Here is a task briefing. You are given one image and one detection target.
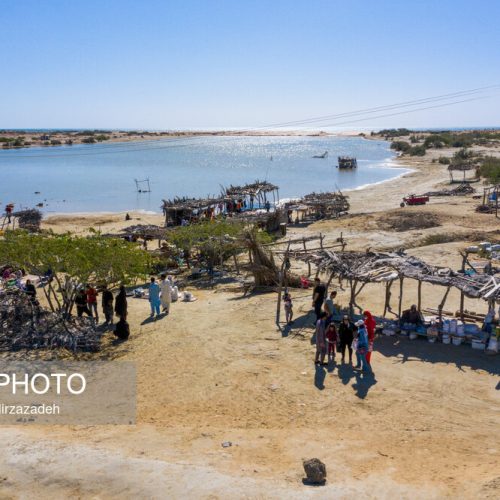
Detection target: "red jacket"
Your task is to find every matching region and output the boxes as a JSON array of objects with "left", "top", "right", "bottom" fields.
[{"left": 364, "top": 310, "right": 376, "bottom": 341}]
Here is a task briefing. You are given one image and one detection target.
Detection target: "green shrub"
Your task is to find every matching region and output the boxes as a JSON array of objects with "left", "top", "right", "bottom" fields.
[
  {"left": 438, "top": 156, "right": 450, "bottom": 164},
  {"left": 390, "top": 140, "right": 411, "bottom": 153},
  {"left": 478, "top": 157, "right": 500, "bottom": 184},
  {"left": 409, "top": 145, "right": 427, "bottom": 156}
]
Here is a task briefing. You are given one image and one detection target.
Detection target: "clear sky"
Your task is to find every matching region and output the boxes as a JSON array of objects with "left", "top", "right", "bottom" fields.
[{"left": 1, "top": 0, "right": 499, "bottom": 129}]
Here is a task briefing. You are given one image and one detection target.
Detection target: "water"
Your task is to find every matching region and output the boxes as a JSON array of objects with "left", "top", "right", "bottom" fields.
[{"left": 0, "top": 135, "right": 407, "bottom": 213}]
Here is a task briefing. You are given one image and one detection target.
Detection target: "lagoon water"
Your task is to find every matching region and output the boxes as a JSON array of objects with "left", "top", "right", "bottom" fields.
[{"left": 0, "top": 135, "right": 407, "bottom": 213}]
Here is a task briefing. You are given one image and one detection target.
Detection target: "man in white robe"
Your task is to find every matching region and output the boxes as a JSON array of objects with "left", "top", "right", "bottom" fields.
[{"left": 159, "top": 274, "right": 172, "bottom": 313}]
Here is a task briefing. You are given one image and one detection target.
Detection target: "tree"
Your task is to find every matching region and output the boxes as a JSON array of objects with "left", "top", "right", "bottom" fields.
[{"left": 0, "top": 231, "right": 152, "bottom": 315}]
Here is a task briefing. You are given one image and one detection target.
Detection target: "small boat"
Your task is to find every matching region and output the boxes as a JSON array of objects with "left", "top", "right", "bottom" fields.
[
  {"left": 312, "top": 151, "right": 328, "bottom": 159},
  {"left": 337, "top": 156, "right": 357, "bottom": 169}
]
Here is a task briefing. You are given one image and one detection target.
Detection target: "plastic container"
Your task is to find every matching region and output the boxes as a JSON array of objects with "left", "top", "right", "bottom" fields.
[
  {"left": 472, "top": 339, "right": 485, "bottom": 350},
  {"left": 450, "top": 319, "right": 457, "bottom": 334},
  {"left": 464, "top": 324, "right": 480, "bottom": 335},
  {"left": 409, "top": 332, "right": 418, "bottom": 340},
  {"left": 456, "top": 323, "right": 465, "bottom": 337},
  {"left": 428, "top": 337, "right": 437, "bottom": 343},
  {"left": 452, "top": 336, "right": 462, "bottom": 346},
  {"left": 443, "top": 321, "right": 450, "bottom": 334},
  {"left": 487, "top": 336, "right": 498, "bottom": 353},
  {"left": 442, "top": 334, "right": 451, "bottom": 345}
]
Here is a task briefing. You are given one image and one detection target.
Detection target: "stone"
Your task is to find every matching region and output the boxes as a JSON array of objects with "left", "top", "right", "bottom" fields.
[{"left": 302, "top": 458, "right": 327, "bottom": 484}]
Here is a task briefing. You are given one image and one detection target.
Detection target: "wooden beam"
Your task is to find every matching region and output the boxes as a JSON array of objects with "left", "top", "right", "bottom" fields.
[
  {"left": 398, "top": 276, "right": 404, "bottom": 318},
  {"left": 417, "top": 280, "right": 422, "bottom": 311}
]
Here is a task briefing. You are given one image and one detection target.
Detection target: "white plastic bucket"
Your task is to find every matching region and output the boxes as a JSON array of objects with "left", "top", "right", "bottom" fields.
[
  {"left": 452, "top": 336, "right": 462, "bottom": 346},
  {"left": 409, "top": 332, "right": 418, "bottom": 340},
  {"left": 443, "top": 321, "right": 450, "bottom": 333},
  {"left": 472, "top": 339, "right": 485, "bottom": 350},
  {"left": 428, "top": 337, "right": 436, "bottom": 343},
  {"left": 450, "top": 320, "right": 457, "bottom": 334},
  {"left": 442, "top": 335, "right": 451, "bottom": 345},
  {"left": 457, "top": 323, "right": 465, "bottom": 336},
  {"left": 487, "top": 336, "right": 498, "bottom": 353}
]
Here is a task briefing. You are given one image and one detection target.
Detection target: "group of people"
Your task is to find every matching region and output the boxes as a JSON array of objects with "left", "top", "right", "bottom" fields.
[
  {"left": 284, "top": 277, "right": 377, "bottom": 373},
  {"left": 75, "top": 284, "right": 129, "bottom": 339},
  {"left": 147, "top": 274, "right": 175, "bottom": 318}
]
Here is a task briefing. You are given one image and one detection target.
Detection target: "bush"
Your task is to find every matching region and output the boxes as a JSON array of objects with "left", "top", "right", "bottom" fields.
[
  {"left": 82, "top": 137, "right": 96, "bottom": 144},
  {"left": 438, "top": 156, "right": 450, "bottom": 164},
  {"left": 95, "top": 134, "right": 110, "bottom": 141},
  {"left": 408, "top": 145, "right": 427, "bottom": 156},
  {"left": 390, "top": 140, "right": 411, "bottom": 153},
  {"left": 50, "top": 139, "right": 62, "bottom": 145},
  {"left": 478, "top": 157, "right": 500, "bottom": 184}
]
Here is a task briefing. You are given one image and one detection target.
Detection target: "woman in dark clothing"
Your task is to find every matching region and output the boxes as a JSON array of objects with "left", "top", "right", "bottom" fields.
[
  {"left": 114, "top": 285, "right": 128, "bottom": 320},
  {"left": 338, "top": 315, "right": 354, "bottom": 364},
  {"left": 75, "top": 289, "right": 91, "bottom": 317}
]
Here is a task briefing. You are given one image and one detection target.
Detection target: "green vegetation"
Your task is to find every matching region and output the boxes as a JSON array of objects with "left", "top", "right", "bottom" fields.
[
  {"left": 82, "top": 137, "right": 96, "bottom": 144},
  {"left": 438, "top": 156, "right": 450, "bottom": 164},
  {"left": 390, "top": 140, "right": 411, "bottom": 153},
  {"left": 378, "top": 128, "right": 412, "bottom": 138},
  {"left": 95, "top": 134, "right": 110, "bottom": 141},
  {"left": 478, "top": 157, "right": 500, "bottom": 184},
  {"left": 0, "top": 231, "right": 152, "bottom": 314}
]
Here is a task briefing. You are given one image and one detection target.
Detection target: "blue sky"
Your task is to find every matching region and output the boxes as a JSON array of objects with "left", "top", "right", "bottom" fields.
[{"left": 1, "top": 0, "right": 499, "bottom": 129}]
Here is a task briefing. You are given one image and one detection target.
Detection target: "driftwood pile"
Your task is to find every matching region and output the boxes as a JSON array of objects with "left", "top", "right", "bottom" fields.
[
  {"left": 0, "top": 289, "right": 102, "bottom": 352},
  {"left": 12, "top": 209, "right": 42, "bottom": 232},
  {"left": 293, "top": 249, "right": 500, "bottom": 300},
  {"left": 424, "top": 183, "right": 475, "bottom": 197},
  {"left": 120, "top": 224, "right": 167, "bottom": 239},
  {"left": 299, "top": 191, "right": 350, "bottom": 217}
]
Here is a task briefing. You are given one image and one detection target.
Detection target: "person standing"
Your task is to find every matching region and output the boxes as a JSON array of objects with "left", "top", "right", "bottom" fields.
[
  {"left": 314, "top": 311, "right": 328, "bottom": 365},
  {"left": 114, "top": 285, "right": 128, "bottom": 320},
  {"left": 338, "top": 315, "right": 354, "bottom": 364},
  {"left": 312, "top": 277, "right": 326, "bottom": 324},
  {"left": 75, "top": 289, "right": 91, "bottom": 317},
  {"left": 85, "top": 283, "right": 99, "bottom": 322},
  {"left": 363, "top": 310, "right": 376, "bottom": 365},
  {"left": 24, "top": 279, "right": 37, "bottom": 303},
  {"left": 324, "top": 290, "right": 337, "bottom": 325},
  {"left": 159, "top": 274, "right": 172, "bottom": 314},
  {"left": 102, "top": 284, "right": 114, "bottom": 327},
  {"left": 149, "top": 277, "right": 161, "bottom": 318},
  {"left": 354, "top": 320, "right": 372, "bottom": 373},
  {"left": 326, "top": 322, "right": 338, "bottom": 362}
]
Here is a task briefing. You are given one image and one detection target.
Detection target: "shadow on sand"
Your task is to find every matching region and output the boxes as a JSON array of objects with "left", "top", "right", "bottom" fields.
[{"left": 376, "top": 335, "right": 500, "bottom": 377}]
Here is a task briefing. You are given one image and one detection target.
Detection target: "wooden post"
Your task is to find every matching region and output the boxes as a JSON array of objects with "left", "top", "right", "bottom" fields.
[
  {"left": 438, "top": 286, "right": 452, "bottom": 327},
  {"left": 398, "top": 276, "right": 404, "bottom": 319},
  {"left": 303, "top": 238, "right": 311, "bottom": 276},
  {"left": 276, "top": 270, "right": 283, "bottom": 326},
  {"left": 319, "top": 233, "right": 324, "bottom": 249},
  {"left": 349, "top": 279, "right": 357, "bottom": 318},
  {"left": 459, "top": 291, "right": 465, "bottom": 321},
  {"left": 233, "top": 254, "right": 240, "bottom": 274},
  {"left": 383, "top": 280, "right": 392, "bottom": 317},
  {"left": 417, "top": 280, "right": 422, "bottom": 311}
]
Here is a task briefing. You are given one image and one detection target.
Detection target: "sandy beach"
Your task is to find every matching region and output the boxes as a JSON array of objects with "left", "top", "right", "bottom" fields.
[{"left": 1, "top": 137, "right": 499, "bottom": 499}]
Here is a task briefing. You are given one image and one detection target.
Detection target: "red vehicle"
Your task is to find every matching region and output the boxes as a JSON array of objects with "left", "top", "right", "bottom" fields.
[{"left": 400, "top": 194, "right": 429, "bottom": 207}]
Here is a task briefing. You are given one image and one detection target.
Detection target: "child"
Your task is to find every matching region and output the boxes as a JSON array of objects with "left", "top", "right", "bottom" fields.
[
  {"left": 326, "top": 322, "right": 338, "bottom": 362},
  {"left": 284, "top": 292, "right": 293, "bottom": 324}
]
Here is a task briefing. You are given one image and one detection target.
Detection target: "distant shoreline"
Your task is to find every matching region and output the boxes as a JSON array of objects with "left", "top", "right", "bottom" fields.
[{"left": 0, "top": 129, "right": 366, "bottom": 151}]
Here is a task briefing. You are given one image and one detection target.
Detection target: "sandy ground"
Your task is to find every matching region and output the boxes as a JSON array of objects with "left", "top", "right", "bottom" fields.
[{"left": 2, "top": 143, "right": 500, "bottom": 499}]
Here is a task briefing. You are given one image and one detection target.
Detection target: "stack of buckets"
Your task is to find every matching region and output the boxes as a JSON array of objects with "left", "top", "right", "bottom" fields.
[{"left": 442, "top": 319, "right": 465, "bottom": 345}]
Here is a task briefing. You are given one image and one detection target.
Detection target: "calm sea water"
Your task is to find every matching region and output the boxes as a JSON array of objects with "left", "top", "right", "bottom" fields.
[{"left": 0, "top": 135, "right": 407, "bottom": 213}]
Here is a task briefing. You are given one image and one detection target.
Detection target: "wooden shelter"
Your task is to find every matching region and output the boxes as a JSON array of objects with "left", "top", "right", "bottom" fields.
[
  {"left": 223, "top": 180, "right": 279, "bottom": 209},
  {"left": 287, "top": 246, "right": 499, "bottom": 323},
  {"left": 447, "top": 162, "right": 479, "bottom": 183},
  {"left": 161, "top": 196, "right": 223, "bottom": 226},
  {"left": 287, "top": 191, "right": 350, "bottom": 222},
  {"left": 479, "top": 184, "right": 499, "bottom": 218}
]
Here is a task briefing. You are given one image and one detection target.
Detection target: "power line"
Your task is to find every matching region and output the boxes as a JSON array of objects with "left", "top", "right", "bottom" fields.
[{"left": 0, "top": 84, "right": 498, "bottom": 159}]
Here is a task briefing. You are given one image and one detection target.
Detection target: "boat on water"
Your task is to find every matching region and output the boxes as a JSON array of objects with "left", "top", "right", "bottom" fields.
[
  {"left": 312, "top": 151, "right": 328, "bottom": 159},
  {"left": 337, "top": 156, "right": 357, "bottom": 169}
]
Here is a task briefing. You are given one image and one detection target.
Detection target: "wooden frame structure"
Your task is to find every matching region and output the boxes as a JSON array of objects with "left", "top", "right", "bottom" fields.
[
  {"left": 280, "top": 245, "right": 499, "bottom": 325},
  {"left": 480, "top": 184, "right": 499, "bottom": 218},
  {"left": 447, "top": 163, "right": 479, "bottom": 183}
]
